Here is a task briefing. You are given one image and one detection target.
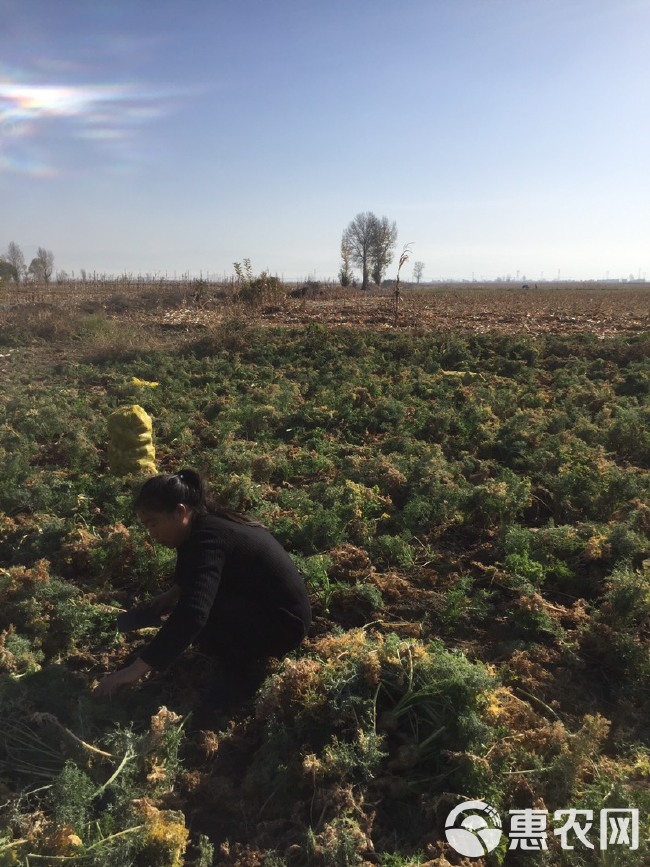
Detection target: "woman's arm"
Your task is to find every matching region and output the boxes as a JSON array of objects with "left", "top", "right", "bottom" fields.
[
  {"left": 149, "top": 583, "right": 182, "bottom": 615},
  {"left": 94, "top": 657, "right": 152, "bottom": 696},
  {"left": 137, "top": 527, "right": 227, "bottom": 671}
]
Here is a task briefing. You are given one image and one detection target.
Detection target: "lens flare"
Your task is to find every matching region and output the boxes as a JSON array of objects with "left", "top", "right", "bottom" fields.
[{"left": 0, "top": 74, "right": 186, "bottom": 176}]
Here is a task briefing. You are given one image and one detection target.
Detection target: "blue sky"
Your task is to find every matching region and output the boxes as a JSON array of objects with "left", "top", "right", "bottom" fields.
[{"left": 1, "top": 0, "right": 649, "bottom": 282}]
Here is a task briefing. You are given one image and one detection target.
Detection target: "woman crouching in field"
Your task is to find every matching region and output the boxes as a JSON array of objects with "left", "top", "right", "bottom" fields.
[{"left": 95, "top": 469, "right": 312, "bottom": 707}]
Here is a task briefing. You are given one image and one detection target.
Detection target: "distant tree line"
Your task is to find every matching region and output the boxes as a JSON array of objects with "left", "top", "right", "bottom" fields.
[{"left": 0, "top": 242, "right": 55, "bottom": 283}]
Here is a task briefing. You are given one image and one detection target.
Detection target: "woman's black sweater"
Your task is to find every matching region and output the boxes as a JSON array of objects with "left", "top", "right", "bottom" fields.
[{"left": 139, "top": 514, "right": 311, "bottom": 670}]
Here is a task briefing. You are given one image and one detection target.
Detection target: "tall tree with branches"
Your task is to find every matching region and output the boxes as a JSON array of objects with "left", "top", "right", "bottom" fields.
[
  {"left": 28, "top": 247, "right": 55, "bottom": 283},
  {"left": 341, "top": 212, "right": 397, "bottom": 290},
  {"left": 341, "top": 212, "right": 375, "bottom": 291},
  {"left": 370, "top": 215, "right": 398, "bottom": 286},
  {"left": 4, "top": 242, "right": 26, "bottom": 282},
  {"left": 339, "top": 235, "right": 353, "bottom": 287}
]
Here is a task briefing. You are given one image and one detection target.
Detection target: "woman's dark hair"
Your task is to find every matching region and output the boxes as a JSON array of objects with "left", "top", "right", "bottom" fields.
[{"left": 134, "top": 469, "right": 261, "bottom": 526}]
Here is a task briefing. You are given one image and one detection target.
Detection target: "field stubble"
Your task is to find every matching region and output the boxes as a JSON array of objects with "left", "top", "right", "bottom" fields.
[{"left": 1, "top": 281, "right": 650, "bottom": 339}]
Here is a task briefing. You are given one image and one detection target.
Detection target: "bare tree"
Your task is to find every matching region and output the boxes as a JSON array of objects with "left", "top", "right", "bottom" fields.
[
  {"left": 412, "top": 261, "right": 425, "bottom": 284},
  {"left": 341, "top": 212, "right": 398, "bottom": 290},
  {"left": 0, "top": 260, "right": 17, "bottom": 281},
  {"left": 28, "top": 258, "right": 44, "bottom": 281},
  {"left": 370, "top": 216, "right": 398, "bottom": 286},
  {"left": 38, "top": 247, "right": 55, "bottom": 283},
  {"left": 28, "top": 247, "right": 55, "bottom": 283},
  {"left": 339, "top": 235, "right": 353, "bottom": 287},
  {"left": 341, "top": 212, "right": 375, "bottom": 290},
  {"left": 4, "top": 242, "right": 26, "bottom": 282}
]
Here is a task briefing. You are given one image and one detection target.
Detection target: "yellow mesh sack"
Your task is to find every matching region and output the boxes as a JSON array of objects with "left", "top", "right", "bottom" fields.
[{"left": 107, "top": 405, "right": 156, "bottom": 475}]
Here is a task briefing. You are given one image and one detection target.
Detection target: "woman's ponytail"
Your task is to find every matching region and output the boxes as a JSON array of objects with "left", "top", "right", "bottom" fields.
[{"left": 175, "top": 468, "right": 211, "bottom": 512}]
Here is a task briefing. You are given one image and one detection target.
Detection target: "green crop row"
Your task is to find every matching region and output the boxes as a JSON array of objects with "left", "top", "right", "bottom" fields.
[{"left": 0, "top": 323, "right": 648, "bottom": 865}]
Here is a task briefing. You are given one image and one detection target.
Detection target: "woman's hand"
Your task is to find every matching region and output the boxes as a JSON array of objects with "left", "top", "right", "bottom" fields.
[
  {"left": 150, "top": 585, "right": 181, "bottom": 616},
  {"left": 94, "top": 658, "right": 153, "bottom": 697}
]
